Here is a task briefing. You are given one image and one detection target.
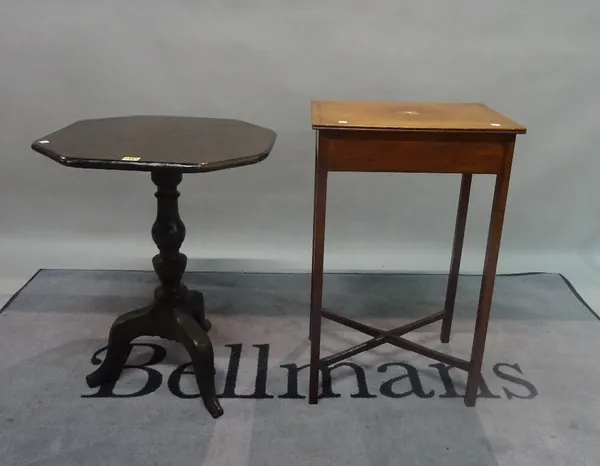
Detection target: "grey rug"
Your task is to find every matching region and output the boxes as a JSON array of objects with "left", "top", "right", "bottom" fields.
[{"left": 0, "top": 270, "right": 599, "bottom": 466}]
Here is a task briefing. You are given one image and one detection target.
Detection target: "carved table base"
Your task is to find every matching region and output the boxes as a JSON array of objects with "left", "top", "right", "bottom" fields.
[{"left": 86, "top": 170, "right": 223, "bottom": 419}]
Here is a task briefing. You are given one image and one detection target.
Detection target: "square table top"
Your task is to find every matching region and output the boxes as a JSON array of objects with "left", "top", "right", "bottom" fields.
[
  {"left": 31, "top": 116, "right": 277, "bottom": 173},
  {"left": 311, "top": 101, "right": 526, "bottom": 134}
]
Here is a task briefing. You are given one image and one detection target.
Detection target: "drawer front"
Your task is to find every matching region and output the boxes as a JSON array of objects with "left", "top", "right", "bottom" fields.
[{"left": 320, "top": 131, "right": 513, "bottom": 174}]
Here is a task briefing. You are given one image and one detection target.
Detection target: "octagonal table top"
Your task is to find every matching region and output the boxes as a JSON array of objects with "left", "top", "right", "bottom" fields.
[{"left": 31, "top": 116, "right": 277, "bottom": 173}]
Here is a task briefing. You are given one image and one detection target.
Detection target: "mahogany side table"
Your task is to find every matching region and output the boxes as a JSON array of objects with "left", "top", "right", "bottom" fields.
[
  {"left": 31, "top": 116, "right": 276, "bottom": 418},
  {"left": 308, "top": 101, "right": 526, "bottom": 406}
]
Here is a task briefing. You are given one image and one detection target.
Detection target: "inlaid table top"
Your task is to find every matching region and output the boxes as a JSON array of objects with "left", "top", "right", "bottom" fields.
[
  {"left": 31, "top": 115, "right": 277, "bottom": 173},
  {"left": 311, "top": 101, "right": 526, "bottom": 134}
]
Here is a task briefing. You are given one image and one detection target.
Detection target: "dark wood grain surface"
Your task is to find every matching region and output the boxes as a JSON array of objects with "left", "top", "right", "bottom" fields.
[{"left": 31, "top": 116, "right": 277, "bottom": 172}]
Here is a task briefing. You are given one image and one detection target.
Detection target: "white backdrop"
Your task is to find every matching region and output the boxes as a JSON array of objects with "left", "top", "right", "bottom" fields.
[{"left": 1, "top": 1, "right": 599, "bottom": 282}]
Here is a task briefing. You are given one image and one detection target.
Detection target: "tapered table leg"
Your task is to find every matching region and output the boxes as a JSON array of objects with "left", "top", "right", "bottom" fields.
[
  {"left": 441, "top": 174, "right": 472, "bottom": 343},
  {"left": 309, "top": 140, "right": 328, "bottom": 405},
  {"left": 465, "top": 143, "right": 515, "bottom": 406}
]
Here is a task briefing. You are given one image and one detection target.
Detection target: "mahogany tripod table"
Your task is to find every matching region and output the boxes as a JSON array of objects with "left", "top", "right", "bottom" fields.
[
  {"left": 31, "top": 116, "right": 276, "bottom": 418},
  {"left": 308, "top": 101, "right": 526, "bottom": 406}
]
